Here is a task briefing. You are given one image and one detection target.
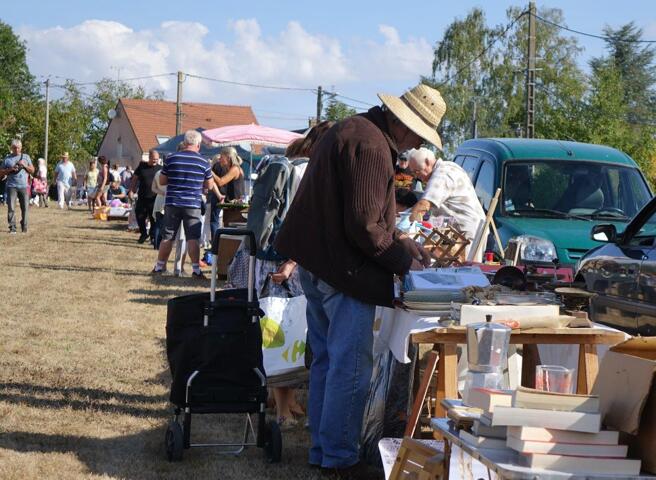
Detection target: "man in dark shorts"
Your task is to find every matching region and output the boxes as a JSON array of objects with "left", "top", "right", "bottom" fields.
[
  {"left": 151, "top": 130, "right": 214, "bottom": 279},
  {"left": 129, "top": 149, "right": 161, "bottom": 243}
]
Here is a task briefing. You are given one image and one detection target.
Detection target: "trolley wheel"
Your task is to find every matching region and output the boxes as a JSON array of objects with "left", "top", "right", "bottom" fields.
[
  {"left": 264, "top": 420, "right": 282, "bottom": 463},
  {"left": 165, "top": 420, "right": 184, "bottom": 462}
]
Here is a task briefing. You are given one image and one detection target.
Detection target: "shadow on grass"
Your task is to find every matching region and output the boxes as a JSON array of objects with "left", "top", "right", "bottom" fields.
[
  {"left": 5, "top": 262, "right": 152, "bottom": 277},
  {"left": 68, "top": 222, "right": 132, "bottom": 232},
  {"left": 0, "top": 382, "right": 169, "bottom": 418}
]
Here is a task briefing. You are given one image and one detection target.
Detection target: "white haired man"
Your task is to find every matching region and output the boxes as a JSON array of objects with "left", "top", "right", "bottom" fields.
[
  {"left": 0, "top": 139, "right": 35, "bottom": 234},
  {"left": 152, "top": 130, "right": 215, "bottom": 278},
  {"left": 408, "top": 147, "right": 486, "bottom": 261},
  {"left": 54, "top": 152, "right": 77, "bottom": 209}
]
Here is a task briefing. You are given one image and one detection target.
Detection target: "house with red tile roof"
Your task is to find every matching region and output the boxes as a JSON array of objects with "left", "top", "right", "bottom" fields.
[{"left": 97, "top": 98, "right": 257, "bottom": 168}]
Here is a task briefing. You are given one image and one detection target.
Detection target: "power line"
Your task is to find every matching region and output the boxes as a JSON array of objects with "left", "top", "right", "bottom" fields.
[
  {"left": 436, "top": 10, "right": 528, "bottom": 87},
  {"left": 184, "top": 73, "right": 315, "bottom": 92},
  {"left": 59, "top": 73, "right": 176, "bottom": 86},
  {"left": 331, "top": 92, "right": 375, "bottom": 107},
  {"left": 534, "top": 14, "right": 656, "bottom": 44}
]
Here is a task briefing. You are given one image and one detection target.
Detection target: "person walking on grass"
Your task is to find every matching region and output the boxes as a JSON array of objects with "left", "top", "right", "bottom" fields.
[
  {"left": 151, "top": 130, "right": 215, "bottom": 279},
  {"left": 129, "top": 149, "right": 161, "bottom": 244},
  {"left": 54, "top": 152, "right": 77, "bottom": 209},
  {"left": 0, "top": 139, "right": 34, "bottom": 234}
]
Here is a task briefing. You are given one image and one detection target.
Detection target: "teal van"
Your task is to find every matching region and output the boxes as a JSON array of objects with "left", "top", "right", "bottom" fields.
[{"left": 452, "top": 139, "right": 653, "bottom": 267}]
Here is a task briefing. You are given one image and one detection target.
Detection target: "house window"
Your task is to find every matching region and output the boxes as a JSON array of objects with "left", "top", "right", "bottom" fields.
[{"left": 156, "top": 135, "right": 170, "bottom": 145}]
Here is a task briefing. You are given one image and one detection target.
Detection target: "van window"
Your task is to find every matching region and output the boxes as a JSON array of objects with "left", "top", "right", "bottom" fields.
[
  {"left": 475, "top": 161, "right": 495, "bottom": 210},
  {"left": 461, "top": 157, "right": 481, "bottom": 181},
  {"left": 453, "top": 155, "right": 466, "bottom": 166}
]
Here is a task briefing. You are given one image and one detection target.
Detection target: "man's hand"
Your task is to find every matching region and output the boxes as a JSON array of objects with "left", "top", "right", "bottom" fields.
[
  {"left": 400, "top": 237, "right": 432, "bottom": 269},
  {"left": 270, "top": 260, "right": 297, "bottom": 284},
  {"left": 410, "top": 199, "right": 432, "bottom": 222}
]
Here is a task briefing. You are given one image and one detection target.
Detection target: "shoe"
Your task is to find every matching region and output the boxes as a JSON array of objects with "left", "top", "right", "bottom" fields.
[
  {"left": 321, "top": 462, "right": 377, "bottom": 479},
  {"left": 150, "top": 268, "right": 166, "bottom": 275},
  {"left": 191, "top": 271, "right": 207, "bottom": 280},
  {"left": 137, "top": 235, "right": 148, "bottom": 244},
  {"left": 277, "top": 415, "right": 298, "bottom": 431},
  {"left": 177, "top": 270, "right": 190, "bottom": 278},
  {"left": 21, "top": 228, "right": 27, "bottom": 234},
  {"left": 9, "top": 230, "right": 17, "bottom": 235}
]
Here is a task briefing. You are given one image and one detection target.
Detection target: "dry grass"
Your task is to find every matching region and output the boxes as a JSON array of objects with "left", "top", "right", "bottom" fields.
[{"left": 0, "top": 205, "right": 326, "bottom": 479}]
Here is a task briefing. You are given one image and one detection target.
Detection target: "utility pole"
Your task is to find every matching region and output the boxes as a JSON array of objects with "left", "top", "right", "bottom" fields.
[
  {"left": 525, "top": 1, "right": 536, "bottom": 139},
  {"left": 316, "top": 86, "right": 323, "bottom": 124},
  {"left": 471, "top": 99, "right": 478, "bottom": 139},
  {"left": 44, "top": 78, "right": 50, "bottom": 164},
  {"left": 176, "top": 71, "right": 184, "bottom": 136}
]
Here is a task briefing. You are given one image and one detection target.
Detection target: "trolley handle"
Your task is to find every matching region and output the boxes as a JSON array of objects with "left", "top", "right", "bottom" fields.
[{"left": 211, "top": 228, "right": 257, "bottom": 256}]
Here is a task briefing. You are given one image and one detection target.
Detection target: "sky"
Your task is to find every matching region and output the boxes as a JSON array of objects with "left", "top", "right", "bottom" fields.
[{"left": 2, "top": 0, "right": 656, "bottom": 130}]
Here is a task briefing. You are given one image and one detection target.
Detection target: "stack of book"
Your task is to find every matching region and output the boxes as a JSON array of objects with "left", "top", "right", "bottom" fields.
[
  {"left": 460, "top": 387, "right": 512, "bottom": 449},
  {"left": 472, "top": 386, "right": 641, "bottom": 475}
]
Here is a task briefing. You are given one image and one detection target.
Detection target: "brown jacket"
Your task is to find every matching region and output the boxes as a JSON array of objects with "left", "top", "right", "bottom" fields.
[{"left": 274, "top": 107, "right": 415, "bottom": 307}]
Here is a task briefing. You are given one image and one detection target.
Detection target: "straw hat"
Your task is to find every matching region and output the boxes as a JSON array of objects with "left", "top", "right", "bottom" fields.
[{"left": 378, "top": 84, "right": 446, "bottom": 150}]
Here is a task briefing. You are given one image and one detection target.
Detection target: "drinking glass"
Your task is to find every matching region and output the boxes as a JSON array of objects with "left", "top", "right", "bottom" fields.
[{"left": 535, "top": 365, "right": 574, "bottom": 393}]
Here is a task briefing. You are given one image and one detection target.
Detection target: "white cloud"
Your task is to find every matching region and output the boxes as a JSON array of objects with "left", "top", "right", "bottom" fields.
[{"left": 17, "top": 19, "right": 434, "bottom": 127}]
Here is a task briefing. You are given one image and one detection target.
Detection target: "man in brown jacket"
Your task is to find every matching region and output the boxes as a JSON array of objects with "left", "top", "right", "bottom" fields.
[{"left": 275, "top": 84, "right": 446, "bottom": 474}]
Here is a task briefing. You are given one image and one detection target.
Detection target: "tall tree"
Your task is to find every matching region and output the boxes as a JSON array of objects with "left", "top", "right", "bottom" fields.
[
  {"left": 323, "top": 98, "right": 356, "bottom": 122},
  {"left": 424, "top": 7, "right": 586, "bottom": 153},
  {"left": 0, "top": 21, "right": 39, "bottom": 150}
]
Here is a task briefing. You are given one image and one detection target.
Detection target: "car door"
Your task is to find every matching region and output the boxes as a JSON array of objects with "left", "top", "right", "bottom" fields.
[{"left": 633, "top": 202, "right": 656, "bottom": 336}]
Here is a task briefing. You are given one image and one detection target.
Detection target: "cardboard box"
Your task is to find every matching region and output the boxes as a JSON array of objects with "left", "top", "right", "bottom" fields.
[
  {"left": 215, "top": 234, "right": 243, "bottom": 277},
  {"left": 593, "top": 337, "right": 656, "bottom": 473}
]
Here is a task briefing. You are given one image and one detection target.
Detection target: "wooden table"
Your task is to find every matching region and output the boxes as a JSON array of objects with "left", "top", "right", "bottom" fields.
[
  {"left": 405, "top": 327, "right": 626, "bottom": 437},
  {"left": 432, "top": 418, "right": 653, "bottom": 480}
]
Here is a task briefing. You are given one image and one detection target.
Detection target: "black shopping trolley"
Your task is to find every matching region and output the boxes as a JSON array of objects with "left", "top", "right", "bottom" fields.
[{"left": 164, "top": 228, "right": 282, "bottom": 462}]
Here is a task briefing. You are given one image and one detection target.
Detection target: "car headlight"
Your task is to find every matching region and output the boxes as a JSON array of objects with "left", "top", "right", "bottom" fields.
[{"left": 508, "top": 235, "right": 558, "bottom": 265}]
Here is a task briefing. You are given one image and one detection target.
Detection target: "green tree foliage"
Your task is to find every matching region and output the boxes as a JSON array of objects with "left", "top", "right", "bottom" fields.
[
  {"left": 425, "top": 7, "right": 586, "bottom": 154},
  {"left": 0, "top": 20, "right": 39, "bottom": 150},
  {"left": 323, "top": 98, "right": 356, "bottom": 122}
]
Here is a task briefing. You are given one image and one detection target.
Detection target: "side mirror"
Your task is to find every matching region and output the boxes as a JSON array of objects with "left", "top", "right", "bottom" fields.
[{"left": 590, "top": 224, "right": 617, "bottom": 243}]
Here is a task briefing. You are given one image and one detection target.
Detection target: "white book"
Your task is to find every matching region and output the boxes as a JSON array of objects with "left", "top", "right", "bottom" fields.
[
  {"left": 521, "top": 453, "right": 641, "bottom": 475},
  {"left": 459, "top": 430, "right": 508, "bottom": 450},
  {"left": 473, "top": 421, "right": 506, "bottom": 439},
  {"left": 507, "top": 426, "right": 619, "bottom": 445},
  {"left": 489, "top": 406, "right": 601, "bottom": 433},
  {"left": 507, "top": 435, "right": 628, "bottom": 457}
]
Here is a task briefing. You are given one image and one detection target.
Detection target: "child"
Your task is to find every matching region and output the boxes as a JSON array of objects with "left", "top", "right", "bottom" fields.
[{"left": 32, "top": 158, "right": 49, "bottom": 207}]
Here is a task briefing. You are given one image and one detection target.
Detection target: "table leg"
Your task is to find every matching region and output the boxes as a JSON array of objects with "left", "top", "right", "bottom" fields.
[
  {"left": 443, "top": 438, "right": 451, "bottom": 480},
  {"left": 521, "top": 344, "right": 541, "bottom": 389},
  {"left": 404, "top": 350, "right": 439, "bottom": 438},
  {"left": 577, "top": 344, "right": 599, "bottom": 394},
  {"left": 435, "top": 344, "right": 458, "bottom": 418}
]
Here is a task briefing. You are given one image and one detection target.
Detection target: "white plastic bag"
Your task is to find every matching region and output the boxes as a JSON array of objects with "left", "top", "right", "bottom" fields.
[{"left": 259, "top": 293, "right": 308, "bottom": 377}]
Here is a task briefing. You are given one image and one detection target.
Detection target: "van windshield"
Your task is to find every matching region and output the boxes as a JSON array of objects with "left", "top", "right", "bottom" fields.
[{"left": 502, "top": 161, "right": 651, "bottom": 220}]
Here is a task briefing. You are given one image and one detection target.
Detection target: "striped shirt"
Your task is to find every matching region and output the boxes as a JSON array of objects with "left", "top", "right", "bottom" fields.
[{"left": 161, "top": 151, "right": 212, "bottom": 209}]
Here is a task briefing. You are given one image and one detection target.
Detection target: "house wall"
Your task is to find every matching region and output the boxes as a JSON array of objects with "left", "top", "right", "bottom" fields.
[{"left": 97, "top": 110, "right": 144, "bottom": 169}]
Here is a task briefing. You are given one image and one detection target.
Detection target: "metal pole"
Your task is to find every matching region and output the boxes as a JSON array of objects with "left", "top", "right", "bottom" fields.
[
  {"left": 471, "top": 99, "right": 478, "bottom": 139},
  {"left": 525, "top": 1, "right": 536, "bottom": 139},
  {"left": 176, "top": 71, "right": 184, "bottom": 136},
  {"left": 316, "top": 86, "right": 323, "bottom": 124},
  {"left": 44, "top": 78, "right": 50, "bottom": 164}
]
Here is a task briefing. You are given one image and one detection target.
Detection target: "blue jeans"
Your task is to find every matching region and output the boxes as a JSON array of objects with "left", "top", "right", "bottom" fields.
[
  {"left": 299, "top": 268, "right": 375, "bottom": 468},
  {"left": 209, "top": 194, "right": 221, "bottom": 239}
]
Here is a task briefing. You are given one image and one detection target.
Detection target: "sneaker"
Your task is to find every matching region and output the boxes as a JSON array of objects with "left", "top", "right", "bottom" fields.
[
  {"left": 177, "top": 270, "right": 190, "bottom": 278},
  {"left": 137, "top": 235, "right": 148, "bottom": 244},
  {"left": 9, "top": 230, "right": 17, "bottom": 235},
  {"left": 191, "top": 271, "right": 207, "bottom": 280},
  {"left": 150, "top": 268, "right": 166, "bottom": 275}
]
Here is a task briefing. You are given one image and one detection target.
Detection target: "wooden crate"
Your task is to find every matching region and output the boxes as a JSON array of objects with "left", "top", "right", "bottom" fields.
[{"left": 413, "top": 226, "right": 470, "bottom": 267}]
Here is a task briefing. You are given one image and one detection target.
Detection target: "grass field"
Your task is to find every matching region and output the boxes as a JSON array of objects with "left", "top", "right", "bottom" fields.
[{"left": 0, "top": 205, "right": 324, "bottom": 479}]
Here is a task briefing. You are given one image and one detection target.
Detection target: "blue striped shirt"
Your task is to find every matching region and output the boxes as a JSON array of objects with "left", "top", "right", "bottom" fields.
[{"left": 161, "top": 151, "right": 212, "bottom": 209}]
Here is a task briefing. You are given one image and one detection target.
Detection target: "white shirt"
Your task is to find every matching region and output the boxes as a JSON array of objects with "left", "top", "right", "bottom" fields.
[{"left": 422, "top": 158, "right": 486, "bottom": 243}]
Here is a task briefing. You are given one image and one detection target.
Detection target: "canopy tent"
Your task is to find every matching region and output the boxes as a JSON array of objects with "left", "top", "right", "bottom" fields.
[
  {"left": 202, "top": 124, "right": 304, "bottom": 196},
  {"left": 154, "top": 128, "right": 250, "bottom": 159}
]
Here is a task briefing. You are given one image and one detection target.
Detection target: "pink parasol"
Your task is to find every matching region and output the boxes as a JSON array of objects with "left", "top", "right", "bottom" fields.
[{"left": 202, "top": 124, "right": 303, "bottom": 148}]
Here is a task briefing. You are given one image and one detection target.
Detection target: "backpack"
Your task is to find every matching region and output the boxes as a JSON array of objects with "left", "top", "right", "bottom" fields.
[{"left": 247, "top": 155, "right": 308, "bottom": 261}]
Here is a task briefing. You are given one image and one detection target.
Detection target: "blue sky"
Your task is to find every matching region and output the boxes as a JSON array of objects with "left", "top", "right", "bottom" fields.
[{"left": 2, "top": 1, "right": 655, "bottom": 129}]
